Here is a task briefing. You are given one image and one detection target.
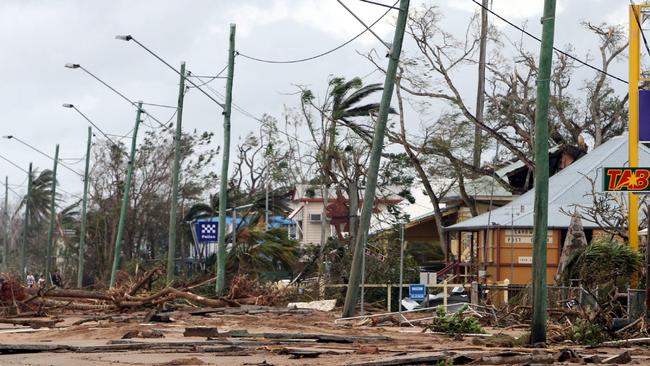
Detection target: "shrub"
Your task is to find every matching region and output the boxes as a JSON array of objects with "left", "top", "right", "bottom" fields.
[
  {"left": 569, "top": 318, "right": 609, "bottom": 346},
  {"left": 426, "top": 305, "right": 484, "bottom": 335}
]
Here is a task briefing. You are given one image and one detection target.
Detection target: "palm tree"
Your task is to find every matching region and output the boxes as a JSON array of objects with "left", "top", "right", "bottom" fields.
[
  {"left": 14, "top": 169, "right": 58, "bottom": 225},
  {"left": 227, "top": 227, "right": 298, "bottom": 276},
  {"left": 322, "top": 77, "right": 386, "bottom": 182}
]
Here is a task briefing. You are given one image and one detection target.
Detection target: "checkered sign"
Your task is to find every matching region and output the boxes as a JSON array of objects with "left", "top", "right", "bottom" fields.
[{"left": 195, "top": 221, "right": 218, "bottom": 243}]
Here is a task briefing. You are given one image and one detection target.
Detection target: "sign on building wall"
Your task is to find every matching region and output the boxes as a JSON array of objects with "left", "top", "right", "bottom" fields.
[
  {"left": 504, "top": 229, "right": 553, "bottom": 244},
  {"left": 603, "top": 167, "right": 650, "bottom": 192},
  {"left": 518, "top": 256, "right": 533, "bottom": 264}
]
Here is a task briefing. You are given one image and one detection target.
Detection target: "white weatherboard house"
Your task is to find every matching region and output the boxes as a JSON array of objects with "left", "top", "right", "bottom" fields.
[{"left": 288, "top": 184, "right": 403, "bottom": 247}]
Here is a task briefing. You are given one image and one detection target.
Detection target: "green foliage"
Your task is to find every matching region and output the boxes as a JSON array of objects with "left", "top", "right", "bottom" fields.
[
  {"left": 227, "top": 228, "right": 299, "bottom": 277},
  {"left": 427, "top": 305, "right": 484, "bottom": 335},
  {"left": 436, "top": 359, "right": 453, "bottom": 366},
  {"left": 565, "top": 239, "right": 641, "bottom": 288},
  {"left": 569, "top": 318, "right": 609, "bottom": 346}
]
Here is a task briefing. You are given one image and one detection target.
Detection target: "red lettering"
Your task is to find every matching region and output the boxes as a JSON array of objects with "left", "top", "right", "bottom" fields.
[{"left": 607, "top": 169, "right": 622, "bottom": 190}]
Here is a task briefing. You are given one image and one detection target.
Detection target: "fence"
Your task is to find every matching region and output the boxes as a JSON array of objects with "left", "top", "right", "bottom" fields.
[
  {"left": 322, "top": 281, "right": 469, "bottom": 312},
  {"left": 311, "top": 282, "right": 644, "bottom": 316}
]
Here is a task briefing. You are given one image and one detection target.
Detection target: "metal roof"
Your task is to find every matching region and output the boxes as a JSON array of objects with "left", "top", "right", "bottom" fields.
[{"left": 447, "top": 135, "right": 650, "bottom": 231}]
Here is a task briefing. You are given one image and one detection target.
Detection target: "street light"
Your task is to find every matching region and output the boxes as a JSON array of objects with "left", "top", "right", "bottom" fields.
[
  {"left": 61, "top": 103, "right": 129, "bottom": 158},
  {"left": 63, "top": 62, "right": 167, "bottom": 128},
  {"left": 115, "top": 34, "right": 225, "bottom": 109}
]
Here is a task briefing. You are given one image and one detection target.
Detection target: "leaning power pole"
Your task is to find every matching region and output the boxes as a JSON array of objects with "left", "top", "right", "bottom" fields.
[
  {"left": 21, "top": 163, "right": 32, "bottom": 276},
  {"left": 473, "top": 0, "right": 489, "bottom": 168},
  {"left": 110, "top": 102, "right": 143, "bottom": 287},
  {"left": 77, "top": 127, "right": 92, "bottom": 288},
  {"left": 342, "top": 0, "right": 410, "bottom": 318},
  {"left": 531, "top": 0, "right": 557, "bottom": 344},
  {"left": 216, "top": 24, "right": 236, "bottom": 295},
  {"left": 45, "top": 144, "right": 60, "bottom": 285},
  {"left": 167, "top": 61, "right": 187, "bottom": 284},
  {"left": 3, "top": 176, "right": 8, "bottom": 272}
]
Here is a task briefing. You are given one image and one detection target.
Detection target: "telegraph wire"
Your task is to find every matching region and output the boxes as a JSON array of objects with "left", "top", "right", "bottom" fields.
[
  {"left": 74, "top": 65, "right": 172, "bottom": 128},
  {"left": 0, "top": 154, "right": 82, "bottom": 200},
  {"left": 235, "top": 0, "right": 399, "bottom": 64},
  {"left": 187, "top": 65, "right": 229, "bottom": 88},
  {"left": 5, "top": 136, "right": 83, "bottom": 178},
  {"left": 141, "top": 101, "right": 177, "bottom": 109},
  {"left": 0, "top": 154, "right": 28, "bottom": 174},
  {"left": 336, "top": 0, "right": 391, "bottom": 48},
  {"left": 0, "top": 181, "right": 22, "bottom": 198},
  {"left": 470, "top": 0, "right": 628, "bottom": 84},
  {"left": 359, "top": 0, "right": 400, "bottom": 10}
]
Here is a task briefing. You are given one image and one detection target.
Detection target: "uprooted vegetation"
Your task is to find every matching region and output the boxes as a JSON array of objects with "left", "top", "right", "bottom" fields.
[
  {"left": 0, "top": 269, "right": 298, "bottom": 320},
  {"left": 424, "top": 305, "right": 484, "bottom": 335}
]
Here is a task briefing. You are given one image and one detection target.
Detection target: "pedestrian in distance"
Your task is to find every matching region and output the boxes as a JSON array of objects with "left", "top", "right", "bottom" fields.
[{"left": 26, "top": 272, "right": 35, "bottom": 288}]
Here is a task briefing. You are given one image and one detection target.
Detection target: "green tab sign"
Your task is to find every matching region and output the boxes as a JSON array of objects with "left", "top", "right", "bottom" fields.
[{"left": 603, "top": 167, "right": 650, "bottom": 192}]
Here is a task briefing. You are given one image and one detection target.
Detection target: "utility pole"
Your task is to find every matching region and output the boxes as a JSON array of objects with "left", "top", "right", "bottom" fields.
[
  {"left": 265, "top": 182, "right": 269, "bottom": 231},
  {"left": 21, "top": 163, "right": 32, "bottom": 276},
  {"left": 216, "top": 24, "right": 236, "bottom": 295},
  {"left": 77, "top": 127, "right": 92, "bottom": 288},
  {"left": 110, "top": 102, "right": 143, "bottom": 287},
  {"left": 530, "top": 0, "right": 557, "bottom": 344},
  {"left": 45, "top": 144, "right": 60, "bottom": 285},
  {"left": 3, "top": 176, "right": 8, "bottom": 272},
  {"left": 473, "top": 0, "right": 489, "bottom": 168},
  {"left": 342, "top": 0, "right": 410, "bottom": 318},
  {"left": 398, "top": 222, "right": 405, "bottom": 315},
  {"left": 167, "top": 62, "right": 187, "bottom": 284}
]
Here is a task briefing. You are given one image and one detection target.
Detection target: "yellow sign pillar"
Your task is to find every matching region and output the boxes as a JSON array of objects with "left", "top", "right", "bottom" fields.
[{"left": 630, "top": 4, "right": 640, "bottom": 252}]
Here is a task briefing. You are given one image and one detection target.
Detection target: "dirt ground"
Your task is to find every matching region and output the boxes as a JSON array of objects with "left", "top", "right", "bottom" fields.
[{"left": 0, "top": 308, "right": 648, "bottom": 365}]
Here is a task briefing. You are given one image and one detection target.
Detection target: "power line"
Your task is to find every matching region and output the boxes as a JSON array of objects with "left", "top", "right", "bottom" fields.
[
  {"left": 0, "top": 154, "right": 82, "bottom": 200},
  {"left": 469, "top": 0, "right": 628, "bottom": 84},
  {"left": 4, "top": 136, "right": 83, "bottom": 178},
  {"left": 187, "top": 65, "right": 228, "bottom": 88},
  {"left": 235, "top": 0, "right": 398, "bottom": 64},
  {"left": 0, "top": 154, "right": 28, "bottom": 174},
  {"left": 115, "top": 35, "right": 226, "bottom": 109},
  {"left": 359, "top": 0, "right": 400, "bottom": 10},
  {"left": 68, "top": 65, "right": 170, "bottom": 128},
  {"left": 66, "top": 106, "right": 123, "bottom": 148},
  {"left": 0, "top": 181, "right": 22, "bottom": 198},
  {"left": 141, "top": 101, "right": 177, "bottom": 109},
  {"left": 336, "top": 0, "right": 390, "bottom": 48}
]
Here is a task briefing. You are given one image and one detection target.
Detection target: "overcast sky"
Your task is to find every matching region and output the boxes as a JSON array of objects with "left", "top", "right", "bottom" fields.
[{"left": 0, "top": 0, "right": 630, "bottom": 204}]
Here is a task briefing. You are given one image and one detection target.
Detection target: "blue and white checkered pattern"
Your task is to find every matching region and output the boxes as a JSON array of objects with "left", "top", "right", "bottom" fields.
[{"left": 195, "top": 221, "right": 218, "bottom": 243}]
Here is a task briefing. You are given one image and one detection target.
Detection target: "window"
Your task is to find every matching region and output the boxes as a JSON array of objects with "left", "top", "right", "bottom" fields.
[{"left": 309, "top": 213, "right": 322, "bottom": 222}]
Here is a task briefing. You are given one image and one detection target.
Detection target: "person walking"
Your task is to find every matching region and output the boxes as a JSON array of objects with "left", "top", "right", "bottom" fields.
[{"left": 26, "top": 273, "right": 35, "bottom": 288}]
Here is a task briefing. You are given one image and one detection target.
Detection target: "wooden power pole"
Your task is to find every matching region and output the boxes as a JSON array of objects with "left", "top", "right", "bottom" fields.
[
  {"left": 45, "top": 144, "right": 60, "bottom": 285},
  {"left": 531, "top": 0, "right": 557, "bottom": 344},
  {"left": 342, "top": 0, "right": 411, "bottom": 318},
  {"left": 77, "top": 127, "right": 92, "bottom": 287},
  {"left": 216, "top": 24, "right": 236, "bottom": 295},
  {"left": 473, "top": 0, "right": 489, "bottom": 168},
  {"left": 110, "top": 103, "right": 143, "bottom": 287},
  {"left": 167, "top": 61, "right": 187, "bottom": 284}
]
